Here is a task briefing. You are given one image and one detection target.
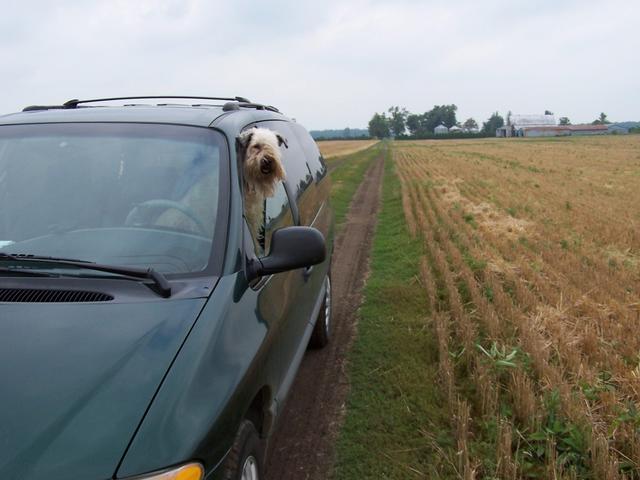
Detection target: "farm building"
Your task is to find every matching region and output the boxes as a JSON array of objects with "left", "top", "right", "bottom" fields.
[
  {"left": 568, "top": 124, "right": 608, "bottom": 135},
  {"left": 497, "top": 113, "right": 556, "bottom": 137},
  {"left": 498, "top": 123, "right": 607, "bottom": 137},
  {"left": 519, "top": 126, "right": 570, "bottom": 137},
  {"left": 449, "top": 125, "right": 462, "bottom": 133},
  {"left": 511, "top": 113, "right": 556, "bottom": 129},
  {"left": 496, "top": 112, "right": 614, "bottom": 138},
  {"left": 434, "top": 124, "right": 449, "bottom": 135},
  {"left": 495, "top": 126, "right": 509, "bottom": 137}
]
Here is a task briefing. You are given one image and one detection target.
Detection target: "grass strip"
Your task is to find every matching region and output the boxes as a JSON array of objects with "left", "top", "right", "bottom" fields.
[{"left": 329, "top": 144, "right": 382, "bottom": 231}]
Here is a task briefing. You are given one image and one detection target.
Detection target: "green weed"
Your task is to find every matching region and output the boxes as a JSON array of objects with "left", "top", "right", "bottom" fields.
[
  {"left": 517, "top": 390, "right": 590, "bottom": 478},
  {"left": 463, "top": 212, "right": 478, "bottom": 228}
]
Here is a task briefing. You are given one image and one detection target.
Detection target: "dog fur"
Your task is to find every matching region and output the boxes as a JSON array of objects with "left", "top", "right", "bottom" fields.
[{"left": 237, "top": 127, "right": 287, "bottom": 249}]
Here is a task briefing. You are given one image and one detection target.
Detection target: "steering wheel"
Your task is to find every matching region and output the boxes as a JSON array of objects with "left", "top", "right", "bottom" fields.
[{"left": 125, "top": 199, "right": 208, "bottom": 236}]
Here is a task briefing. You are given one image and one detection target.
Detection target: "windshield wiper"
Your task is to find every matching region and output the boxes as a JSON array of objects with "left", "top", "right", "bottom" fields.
[
  {"left": 0, "top": 253, "right": 172, "bottom": 297},
  {"left": 0, "top": 267, "right": 59, "bottom": 278}
]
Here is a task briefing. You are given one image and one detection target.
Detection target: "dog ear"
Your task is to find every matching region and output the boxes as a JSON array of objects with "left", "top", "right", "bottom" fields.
[
  {"left": 237, "top": 128, "right": 255, "bottom": 149},
  {"left": 276, "top": 133, "right": 288, "bottom": 149}
]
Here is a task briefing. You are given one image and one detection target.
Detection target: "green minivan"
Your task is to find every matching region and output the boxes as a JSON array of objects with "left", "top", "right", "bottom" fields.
[{"left": 0, "top": 96, "right": 333, "bottom": 480}]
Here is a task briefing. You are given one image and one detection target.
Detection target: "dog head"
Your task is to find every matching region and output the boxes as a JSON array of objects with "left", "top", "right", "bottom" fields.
[{"left": 238, "top": 127, "right": 287, "bottom": 197}]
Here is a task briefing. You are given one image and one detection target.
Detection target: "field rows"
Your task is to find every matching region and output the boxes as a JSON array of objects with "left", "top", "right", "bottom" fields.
[
  {"left": 394, "top": 137, "right": 640, "bottom": 478},
  {"left": 317, "top": 139, "right": 379, "bottom": 159}
]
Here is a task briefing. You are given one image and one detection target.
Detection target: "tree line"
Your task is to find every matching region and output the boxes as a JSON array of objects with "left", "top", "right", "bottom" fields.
[
  {"left": 368, "top": 106, "right": 616, "bottom": 139},
  {"left": 559, "top": 112, "right": 611, "bottom": 126},
  {"left": 368, "top": 105, "right": 505, "bottom": 138},
  {"left": 309, "top": 127, "right": 370, "bottom": 140}
]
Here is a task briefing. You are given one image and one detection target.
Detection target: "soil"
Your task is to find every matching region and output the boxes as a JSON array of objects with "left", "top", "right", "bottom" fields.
[{"left": 265, "top": 153, "right": 385, "bottom": 479}]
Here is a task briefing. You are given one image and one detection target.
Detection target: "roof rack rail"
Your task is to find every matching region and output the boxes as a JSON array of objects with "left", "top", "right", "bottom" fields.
[
  {"left": 23, "top": 104, "right": 69, "bottom": 112},
  {"left": 62, "top": 96, "right": 251, "bottom": 108},
  {"left": 22, "top": 96, "right": 282, "bottom": 114},
  {"left": 222, "top": 101, "right": 280, "bottom": 113},
  {"left": 23, "top": 96, "right": 251, "bottom": 112}
]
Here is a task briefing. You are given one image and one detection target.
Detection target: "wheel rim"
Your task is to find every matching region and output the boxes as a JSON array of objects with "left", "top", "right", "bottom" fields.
[
  {"left": 324, "top": 276, "right": 331, "bottom": 336},
  {"left": 241, "top": 455, "right": 259, "bottom": 480}
]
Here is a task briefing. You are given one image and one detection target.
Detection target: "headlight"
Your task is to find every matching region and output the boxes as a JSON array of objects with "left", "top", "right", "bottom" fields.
[{"left": 131, "top": 462, "right": 204, "bottom": 480}]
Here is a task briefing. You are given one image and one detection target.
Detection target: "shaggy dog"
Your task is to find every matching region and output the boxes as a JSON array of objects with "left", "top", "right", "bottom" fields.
[{"left": 237, "top": 127, "right": 287, "bottom": 249}]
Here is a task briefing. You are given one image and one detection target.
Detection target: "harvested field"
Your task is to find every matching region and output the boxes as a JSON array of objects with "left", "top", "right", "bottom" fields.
[
  {"left": 318, "top": 139, "right": 379, "bottom": 159},
  {"left": 395, "top": 136, "right": 640, "bottom": 478}
]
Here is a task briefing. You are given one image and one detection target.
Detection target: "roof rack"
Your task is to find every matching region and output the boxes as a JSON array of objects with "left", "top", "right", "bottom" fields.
[
  {"left": 63, "top": 96, "right": 252, "bottom": 108},
  {"left": 222, "top": 101, "right": 280, "bottom": 113},
  {"left": 23, "top": 96, "right": 252, "bottom": 112}
]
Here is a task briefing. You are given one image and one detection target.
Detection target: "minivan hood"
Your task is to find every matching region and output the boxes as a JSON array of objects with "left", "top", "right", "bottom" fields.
[{"left": 0, "top": 298, "right": 206, "bottom": 480}]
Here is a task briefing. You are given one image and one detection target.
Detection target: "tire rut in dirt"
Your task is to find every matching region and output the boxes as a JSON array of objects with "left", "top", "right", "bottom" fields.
[{"left": 265, "top": 153, "right": 385, "bottom": 479}]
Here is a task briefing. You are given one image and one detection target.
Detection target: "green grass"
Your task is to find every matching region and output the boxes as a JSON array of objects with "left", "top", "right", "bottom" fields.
[
  {"left": 334, "top": 148, "right": 457, "bottom": 479},
  {"left": 329, "top": 144, "right": 382, "bottom": 231}
]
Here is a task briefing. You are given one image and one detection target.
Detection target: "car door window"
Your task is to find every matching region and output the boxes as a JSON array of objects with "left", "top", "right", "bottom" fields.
[
  {"left": 249, "top": 180, "right": 294, "bottom": 256},
  {"left": 291, "top": 123, "right": 328, "bottom": 182}
]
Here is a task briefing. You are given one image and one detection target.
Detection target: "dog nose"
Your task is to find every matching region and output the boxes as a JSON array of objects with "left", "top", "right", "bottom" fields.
[{"left": 260, "top": 158, "right": 273, "bottom": 174}]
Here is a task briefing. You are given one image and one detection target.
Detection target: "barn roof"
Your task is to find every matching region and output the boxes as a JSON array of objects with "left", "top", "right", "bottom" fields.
[{"left": 511, "top": 114, "right": 556, "bottom": 127}]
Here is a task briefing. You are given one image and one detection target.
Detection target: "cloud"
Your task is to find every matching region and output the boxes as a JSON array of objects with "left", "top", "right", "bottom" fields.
[{"left": 0, "top": 0, "right": 638, "bottom": 128}]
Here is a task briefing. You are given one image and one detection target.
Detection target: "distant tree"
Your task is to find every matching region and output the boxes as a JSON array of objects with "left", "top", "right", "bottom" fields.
[
  {"left": 368, "top": 112, "right": 390, "bottom": 138},
  {"left": 343, "top": 127, "right": 351, "bottom": 138},
  {"left": 559, "top": 117, "right": 571, "bottom": 125},
  {"left": 592, "top": 112, "right": 610, "bottom": 125},
  {"left": 482, "top": 112, "right": 504, "bottom": 135},
  {"left": 506, "top": 110, "right": 512, "bottom": 126},
  {"left": 387, "top": 106, "right": 408, "bottom": 137},
  {"left": 406, "top": 114, "right": 422, "bottom": 136},
  {"left": 463, "top": 118, "right": 478, "bottom": 130},
  {"left": 422, "top": 104, "right": 458, "bottom": 132},
  {"left": 544, "top": 110, "right": 554, "bottom": 115},
  {"left": 395, "top": 105, "right": 459, "bottom": 137}
]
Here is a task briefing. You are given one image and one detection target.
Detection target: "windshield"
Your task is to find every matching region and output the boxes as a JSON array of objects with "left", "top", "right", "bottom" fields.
[{"left": 0, "top": 123, "right": 224, "bottom": 274}]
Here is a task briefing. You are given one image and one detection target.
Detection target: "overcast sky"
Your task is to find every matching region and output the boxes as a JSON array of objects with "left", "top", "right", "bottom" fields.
[{"left": 1, "top": 0, "right": 638, "bottom": 130}]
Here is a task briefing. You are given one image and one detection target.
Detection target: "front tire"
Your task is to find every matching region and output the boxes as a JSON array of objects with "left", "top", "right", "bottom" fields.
[
  {"left": 309, "top": 274, "right": 331, "bottom": 349},
  {"left": 222, "top": 420, "right": 264, "bottom": 480}
]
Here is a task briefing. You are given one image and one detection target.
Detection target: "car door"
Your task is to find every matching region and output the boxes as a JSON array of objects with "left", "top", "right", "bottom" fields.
[
  {"left": 245, "top": 182, "right": 303, "bottom": 408},
  {"left": 258, "top": 120, "right": 322, "bottom": 324},
  {"left": 289, "top": 122, "right": 333, "bottom": 318},
  {"left": 242, "top": 120, "right": 318, "bottom": 405}
]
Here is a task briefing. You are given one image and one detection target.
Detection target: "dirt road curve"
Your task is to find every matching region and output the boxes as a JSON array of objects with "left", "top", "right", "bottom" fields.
[{"left": 265, "top": 153, "right": 385, "bottom": 479}]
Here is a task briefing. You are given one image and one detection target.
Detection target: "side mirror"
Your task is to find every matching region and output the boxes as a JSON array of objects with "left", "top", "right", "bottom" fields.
[{"left": 248, "top": 226, "right": 326, "bottom": 280}]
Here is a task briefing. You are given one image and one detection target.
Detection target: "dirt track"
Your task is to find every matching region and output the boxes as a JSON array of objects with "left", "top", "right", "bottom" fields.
[{"left": 265, "top": 153, "right": 385, "bottom": 479}]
